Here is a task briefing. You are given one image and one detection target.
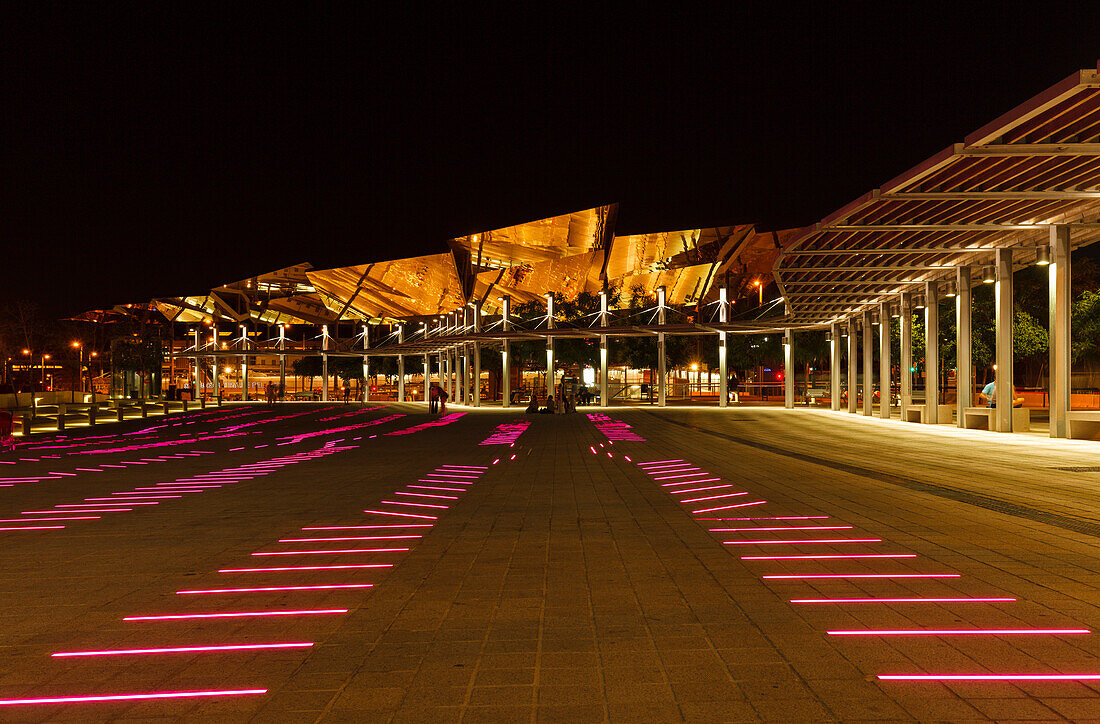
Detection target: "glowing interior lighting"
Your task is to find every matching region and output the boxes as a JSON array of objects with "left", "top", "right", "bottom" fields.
[
  {"left": 711, "top": 526, "right": 853, "bottom": 532},
  {"left": 723, "top": 538, "right": 882, "bottom": 545},
  {"left": 764, "top": 573, "right": 959, "bottom": 580},
  {"left": 363, "top": 509, "right": 437, "bottom": 520},
  {"left": 848, "top": 625, "right": 1099, "bottom": 638},
  {"left": 743, "top": 554, "right": 916, "bottom": 561},
  {"left": 302, "top": 524, "right": 433, "bottom": 530},
  {"left": 53, "top": 642, "right": 314, "bottom": 657},
  {"left": 793, "top": 597, "right": 1016, "bottom": 603},
  {"left": 124, "top": 609, "right": 348, "bottom": 621},
  {"left": 219, "top": 564, "right": 394, "bottom": 572},
  {"left": 0, "top": 689, "right": 268, "bottom": 706},
  {"left": 279, "top": 535, "right": 421, "bottom": 542},
  {"left": 878, "top": 674, "right": 1100, "bottom": 681},
  {"left": 252, "top": 547, "right": 409, "bottom": 556},
  {"left": 678, "top": 492, "right": 748, "bottom": 503},
  {"left": 178, "top": 583, "right": 375, "bottom": 594},
  {"left": 693, "top": 500, "right": 767, "bottom": 513}
]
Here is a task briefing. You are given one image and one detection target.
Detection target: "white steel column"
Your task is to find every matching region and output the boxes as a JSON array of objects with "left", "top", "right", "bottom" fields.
[
  {"left": 321, "top": 324, "right": 329, "bottom": 402},
  {"left": 925, "top": 281, "right": 940, "bottom": 424},
  {"left": 846, "top": 318, "right": 857, "bottom": 413},
  {"left": 279, "top": 324, "right": 287, "bottom": 402},
  {"left": 471, "top": 303, "right": 481, "bottom": 407},
  {"left": 830, "top": 323, "right": 841, "bottom": 411},
  {"left": 362, "top": 324, "right": 370, "bottom": 403},
  {"left": 783, "top": 329, "right": 794, "bottom": 409},
  {"left": 545, "top": 294, "right": 555, "bottom": 400},
  {"left": 995, "top": 249, "right": 1014, "bottom": 432},
  {"left": 879, "top": 303, "right": 891, "bottom": 419},
  {"left": 193, "top": 328, "right": 201, "bottom": 402},
  {"left": 657, "top": 286, "right": 667, "bottom": 407},
  {"left": 956, "top": 267, "right": 972, "bottom": 427},
  {"left": 240, "top": 324, "right": 249, "bottom": 401},
  {"left": 862, "top": 311, "right": 873, "bottom": 416},
  {"left": 502, "top": 296, "right": 511, "bottom": 408},
  {"left": 396, "top": 325, "right": 405, "bottom": 404},
  {"left": 1050, "top": 226, "right": 1071, "bottom": 438},
  {"left": 899, "top": 292, "right": 912, "bottom": 418},
  {"left": 599, "top": 290, "right": 609, "bottom": 407},
  {"left": 718, "top": 287, "right": 728, "bottom": 408},
  {"left": 211, "top": 321, "right": 220, "bottom": 401}
]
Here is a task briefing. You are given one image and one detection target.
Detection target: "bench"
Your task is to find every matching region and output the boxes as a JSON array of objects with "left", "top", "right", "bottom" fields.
[
  {"left": 806, "top": 388, "right": 828, "bottom": 406},
  {"left": 962, "top": 406, "right": 1031, "bottom": 432},
  {"left": 902, "top": 404, "right": 955, "bottom": 424},
  {"left": 1067, "top": 411, "right": 1100, "bottom": 440}
]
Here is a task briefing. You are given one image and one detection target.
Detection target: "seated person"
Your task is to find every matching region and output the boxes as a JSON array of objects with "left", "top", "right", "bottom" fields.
[
  {"left": 540, "top": 395, "right": 556, "bottom": 414},
  {"left": 979, "top": 381, "right": 1025, "bottom": 408},
  {"left": 525, "top": 397, "right": 539, "bottom": 414}
]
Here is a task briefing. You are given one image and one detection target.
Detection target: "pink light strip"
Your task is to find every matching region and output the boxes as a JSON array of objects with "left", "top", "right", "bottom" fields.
[
  {"left": 0, "top": 526, "right": 65, "bottom": 531},
  {"left": 693, "top": 500, "right": 767, "bottom": 513},
  {"left": 252, "top": 547, "right": 409, "bottom": 556},
  {"left": 279, "top": 535, "right": 421, "bottom": 542},
  {"left": 0, "top": 689, "right": 267, "bottom": 706},
  {"left": 419, "top": 479, "right": 473, "bottom": 484},
  {"left": 0, "top": 517, "right": 98, "bottom": 522},
  {"left": 124, "top": 609, "right": 348, "bottom": 621},
  {"left": 878, "top": 674, "right": 1100, "bottom": 681},
  {"left": 394, "top": 492, "right": 458, "bottom": 500},
  {"left": 53, "top": 642, "right": 314, "bottom": 657},
  {"left": 363, "top": 509, "right": 437, "bottom": 520},
  {"left": 764, "top": 573, "right": 960, "bottom": 580},
  {"left": 220, "top": 564, "right": 393, "bottom": 572},
  {"left": 678, "top": 492, "right": 748, "bottom": 503},
  {"left": 637, "top": 459, "right": 684, "bottom": 465},
  {"left": 302, "top": 524, "right": 433, "bottom": 530},
  {"left": 408, "top": 485, "right": 466, "bottom": 492},
  {"left": 828, "top": 628, "right": 1089, "bottom": 636},
  {"left": 699, "top": 516, "right": 830, "bottom": 520},
  {"left": 743, "top": 554, "right": 916, "bottom": 560},
  {"left": 380, "top": 500, "right": 449, "bottom": 509},
  {"left": 661, "top": 478, "right": 721, "bottom": 487},
  {"left": 723, "top": 538, "right": 882, "bottom": 545},
  {"left": 711, "top": 526, "right": 853, "bottom": 532},
  {"left": 652, "top": 472, "right": 708, "bottom": 480},
  {"left": 423, "top": 473, "right": 478, "bottom": 479},
  {"left": 24, "top": 508, "right": 130, "bottom": 513},
  {"left": 179, "top": 583, "right": 375, "bottom": 595},
  {"left": 57, "top": 502, "right": 158, "bottom": 507},
  {"left": 793, "top": 597, "right": 1016, "bottom": 603},
  {"left": 439, "top": 464, "right": 488, "bottom": 469},
  {"left": 669, "top": 484, "right": 735, "bottom": 494}
]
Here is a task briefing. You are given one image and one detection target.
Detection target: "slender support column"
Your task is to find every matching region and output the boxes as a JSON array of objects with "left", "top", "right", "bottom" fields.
[
  {"left": 783, "top": 329, "right": 794, "bottom": 409},
  {"left": 471, "top": 303, "right": 481, "bottom": 408},
  {"left": 956, "top": 267, "right": 972, "bottom": 427},
  {"left": 193, "top": 328, "right": 201, "bottom": 403},
  {"left": 995, "top": 248, "right": 1014, "bottom": 432},
  {"left": 846, "top": 318, "right": 857, "bottom": 413},
  {"left": 830, "top": 323, "right": 841, "bottom": 411},
  {"left": 502, "top": 296, "right": 511, "bottom": 408},
  {"left": 545, "top": 294, "right": 555, "bottom": 400},
  {"left": 1050, "top": 226, "right": 1071, "bottom": 438},
  {"left": 211, "top": 322, "right": 220, "bottom": 402},
  {"left": 718, "top": 287, "right": 728, "bottom": 408},
  {"left": 925, "top": 281, "right": 940, "bottom": 424},
  {"left": 423, "top": 354, "right": 430, "bottom": 405},
  {"left": 657, "top": 286, "right": 667, "bottom": 408},
  {"left": 879, "top": 303, "right": 891, "bottom": 419},
  {"left": 862, "top": 311, "right": 873, "bottom": 416},
  {"left": 279, "top": 324, "right": 287, "bottom": 402},
  {"left": 240, "top": 325, "right": 249, "bottom": 401},
  {"left": 396, "top": 325, "right": 405, "bottom": 404},
  {"left": 599, "top": 290, "right": 610, "bottom": 407},
  {"left": 362, "top": 324, "right": 370, "bottom": 403},
  {"left": 900, "top": 292, "right": 913, "bottom": 418},
  {"left": 321, "top": 324, "right": 329, "bottom": 402}
]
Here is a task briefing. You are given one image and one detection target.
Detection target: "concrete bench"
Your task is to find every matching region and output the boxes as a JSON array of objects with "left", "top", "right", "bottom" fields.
[
  {"left": 1067, "top": 411, "right": 1100, "bottom": 440},
  {"left": 903, "top": 404, "right": 954, "bottom": 423},
  {"left": 806, "top": 388, "right": 828, "bottom": 406},
  {"left": 963, "top": 406, "right": 1030, "bottom": 432}
]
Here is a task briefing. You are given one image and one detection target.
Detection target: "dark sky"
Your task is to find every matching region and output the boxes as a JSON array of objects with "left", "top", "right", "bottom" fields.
[{"left": 3, "top": 4, "right": 1098, "bottom": 317}]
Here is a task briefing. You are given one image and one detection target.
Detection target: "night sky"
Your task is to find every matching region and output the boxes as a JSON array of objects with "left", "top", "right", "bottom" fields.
[{"left": 3, "top": 5, "right": 1098, "bottom": 318}]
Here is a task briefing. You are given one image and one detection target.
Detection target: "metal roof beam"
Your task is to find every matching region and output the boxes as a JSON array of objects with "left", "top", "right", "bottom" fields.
[
  {"left": 826, "top": 223, "right": 1100, "bottom": 232},
  {"left": 785, "top": 247, "right": 996, "bottom": 255},
  {"left": 883, "top": 190, "right": 1100, "bottom": 200},
  {"left": 958, "top": 143, "right": 1100, "bottom": 157}
]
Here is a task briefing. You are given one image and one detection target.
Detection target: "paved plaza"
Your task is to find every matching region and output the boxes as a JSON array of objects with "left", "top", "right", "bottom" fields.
[{"left": 0, "top": 404, "right": 1098, "bottom": 722}]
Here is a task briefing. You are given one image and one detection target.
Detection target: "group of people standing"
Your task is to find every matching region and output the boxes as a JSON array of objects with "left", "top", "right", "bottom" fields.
[{"left": 428, "top": 382, "right": 449, "bottom": 415}]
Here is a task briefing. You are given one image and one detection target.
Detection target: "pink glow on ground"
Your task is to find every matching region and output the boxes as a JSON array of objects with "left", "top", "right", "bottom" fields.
[
  {"left": 86, "top": 496, "right": 181, "bottom": 500},
  {"left": 0, "top": 517, "right": 99, "bottom": 522},
  {"left": 793, "top": 597, "right": 1016, "bottom": 603},
  {"left": 24, "top": 508, "right": 131, "bottom": 513},
  {"left": 419, "top": 479, "right": 473, "bottom": 485},
  {"left": 280, "top": 535, "right": 421, "bottom": 542},
  {"left": 699, "top": 516, "right": 830, "bottom": 521},
  {"left": 0, "top": 526, "right": 65, "bottom": 531},
  {"left": 302, "top": 524, "right": 433, "bottom": 530},
  {"left": 711, "top": 526, "right": 853, "bottom": 532},
  {"left": 363, "top": 509, "right": 438, "bottom": 520},
  {"left": 0, "top": 689, "right": 268, "bottom": 706},
  {"left": 678, "top": 492, "right": 749, "bottom": 503},
  {"left": 692, "top": 500, "right": 767, "bottom": 513},
  {"left": 743, "top": 554, "right": 917, "bottom": 561},
  {"left": 829, "top": 629, "right": 1089, "bottom": 636},
  {"left": 652, "top": 472, "right": 707, "bottom": 481},
  {"left": 423, "top": 473, "right": 478, "bottom": 479},
  {"left": 408, "top": 485, "right": 466, "bottom": 492},
  {"left": 669, "top": 484, "right": 735, "bottom": 494},
  {"left": 624, "top": 456, "right": 632, "bottom": 462},
  {"left": 637, "top": 459, "right": 684, "bottom": 466},
  {"left": 723, "top": 538, "right": 883, "bottom": 545},
  {"left": 220, "top": 564, "right": 394, "bottom": 572},
  {"left": 394, "top": 492, "right": 459, "bottom": 500},
  {"left": 440, "top": 464, "right": 488, "bottom": 469},
  {"left": 763, "top": 573, "right": 959, "bottom": 580},
  {"left": 179, "top": 583, "right": 375, "bottom": 594},
  {"left": 662, "top": 478, "right": 721, "bottom": 487},
  {"left": 380, "top": 500, "right": 449, "bottom": 509},
  {"left": 252, "top": 547, "right": 409, "bottom": 556},
  {"left": 53, "top": 642, "right": 314, "bottom": 657},
  {"left": 57, "top": 502, "right": 158, "bottom": 507},
  {"left": 878, "top": 674, "right": 1100, "bottom": 681},
  {"left": 124, "top": 609, "right": 348, "bottom": 621}
]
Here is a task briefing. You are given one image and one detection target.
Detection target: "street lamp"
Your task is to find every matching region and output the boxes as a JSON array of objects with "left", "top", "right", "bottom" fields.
[
  {"left": 72, "top": 341, "right": 84, "bottom": 393},
  {"left": 753, "top": 280, "right": 763, "bottom": 305}
]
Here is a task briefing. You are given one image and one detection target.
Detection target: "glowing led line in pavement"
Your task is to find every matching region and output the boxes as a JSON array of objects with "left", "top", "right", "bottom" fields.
[
  {"left": 764, "top": 573, "right": 959, "bottom": 580},
  {"left": 743, "top": 554, "right": 917, "bottom": 560},
  {"left": 362, "top": 509, "right": 438, "bottom": 519},
  {"left": 422, "top": 473, "right": 478, "bottom": 479},
  {"left": 86, "top": 496, "right": 181, "bottom": 500},
  {"left": 637, "top": 459, "right": 684, "bottom": 466},
  {"left": 641, "top": 464, "right": 694, "bottom": 471},
  {"left": 380, "top": 500, "right": 449, "bottom": 509},
  {"left": 24, "top": 509, "right": 130, "bottom": 514},
  {"left": 303, "top": 524, "right": 432, "bottom": 530},
  {"left": 693, "top": 501, "right": 767, "bottom": 513},
  {"left": 707, "top": 516, "right": 830, "bottom": 521},
  {"left": 409, "top": 485, "right": 466, "bottom": 492},
  {"left": 711, "top": 526, "right": 853, "bottom": 532},
  {"left": 440, "top": 464, "right": 488, "bottom": 469},
  {"left": 395, "top": 492, "right": 459, "bottom": 500},
  {"left": 179, "top": 583, "right": 377, "bottom": 594},
  {"left": 220, "top": 564, "right": 393, "bottom": 572},
  {"left": 0, "top": 526, "right": 65, "bottom": 531},
  {"left": 793, "top": 597, "right": 1016, "bottom": 603},
  {"left": 723, "top": 538, "right": 882, "bottom": 545},
  {"left": 829, "top": 628, "right": 1089, "bottom": 636},
  {"left": 419, "top": 479, "right": 473, "bottom": 485},
  {"left": 652, "top": 472, "right": 707, "bottom": 480},
  {"left": 0, "top": 689, "right": 268, "bottom": 706},
  {"left": 0, "top": 517, "right": 98, "bottom": 522},
  {"left": 53, "top": 642, "right": 314, "bottom": 657},
  {"left": 125, "top": 609, "right": 348, "bottom": 621},
  {"left": 662, "top": 478, "right": 721, "bottom": 487},
  {"left": 57, "top": 502, "right": 158, "bottom": 507},
  {"left": 280, "top": 535, "right": 421, "bottom": 542},
  {"left": 670, "top": 485, "right": 735, "bottom": 494},
  {"left": 252, "top": 547, "right": 409, "bottom": 556},
  {"left": 878, "top": 673, "right": 1100, "bottom": 681},
  {"left": 678, "top": 492, "right": 748, "bottom": 503}
]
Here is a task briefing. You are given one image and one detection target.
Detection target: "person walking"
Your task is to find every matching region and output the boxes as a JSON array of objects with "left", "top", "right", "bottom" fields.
[
  {"left": 438, "top": 386, "right": 449, "bottom": 416},
  {"left": 428, "top": 383, "right": 439, "bottom": 414},
  {"left": 342, "top": 378, "right": 351, "bottom": 403}
]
